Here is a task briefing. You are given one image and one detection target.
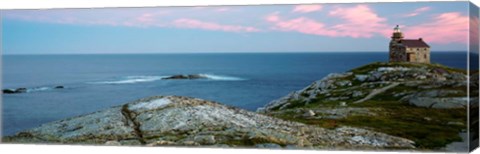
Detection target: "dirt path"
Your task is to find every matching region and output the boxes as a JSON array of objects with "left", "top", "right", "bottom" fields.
[{"left": 353, "top": 82, "right": 400, "bottom": 104}]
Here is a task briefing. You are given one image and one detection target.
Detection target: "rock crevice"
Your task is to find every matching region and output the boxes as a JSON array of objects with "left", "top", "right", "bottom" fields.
[{"left": 120, "top": 105, "right": 146, "bottom": 144}]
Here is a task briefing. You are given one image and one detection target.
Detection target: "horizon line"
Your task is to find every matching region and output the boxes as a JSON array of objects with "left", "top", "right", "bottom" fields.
[{"left": 1, "top": 50, "right": 469, "bottom": 56}]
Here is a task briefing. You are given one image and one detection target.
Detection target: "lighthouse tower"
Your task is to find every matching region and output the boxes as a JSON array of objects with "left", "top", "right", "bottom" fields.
[
  {"left": 391, "top": 25, "right": 404, "bottom": 41},
  {"left": 389, "top": 25, "right": 405, "bottom": 62}
]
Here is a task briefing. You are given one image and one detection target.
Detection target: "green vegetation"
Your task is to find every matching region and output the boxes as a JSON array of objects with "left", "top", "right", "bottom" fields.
[
  {"left": 274, "top": 99, "right": 466, "bottom": 149},
  {"left": 350, "top": 62, "right": 466, "bottom": 74},
  {"left": 268, "top": 62, "right": 468, "bottom": 149},
  {"left": 346, "top": 100, "right": 465, "bottom": 149}
]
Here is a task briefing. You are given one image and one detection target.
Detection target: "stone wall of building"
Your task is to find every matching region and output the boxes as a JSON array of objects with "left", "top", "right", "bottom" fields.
[
  {"left": 405, "top": 47, "right": 430, "bottom": 63},
  {"left": 389, "top": 47, "right": 407, "bottom": 62}
]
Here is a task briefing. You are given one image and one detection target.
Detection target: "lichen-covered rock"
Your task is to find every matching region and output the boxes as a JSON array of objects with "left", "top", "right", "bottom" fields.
[
  {"left": 403, "top": 97, "right": 468, "bottom": 109},
  {"left": 105, "top": 141, "right": 122, "bottom": 146},
  {"left": 193, "top": 135, "right": 216, "bottom": 145},
  {"left": 261, "top": 62, "right": 468, "bottom": 111},
  {"left": 3, "top": 106, "right": 137, "bottom": 144},
  {"left": 3, "top": 96, "right": 414, "bottom": 150},
  {"left": 303, "top": 110, "right": 315, "bottom": 117},
  {"left": 335, "top": 127, "right": 415, "bottom": 148},
  {"left": 258, "top": 72, "right": 353, "bottom": 112}
]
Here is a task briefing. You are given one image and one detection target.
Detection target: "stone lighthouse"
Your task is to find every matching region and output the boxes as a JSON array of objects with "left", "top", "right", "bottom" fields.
[{"left": 389, "top": 25, "right": 430, "bottom": 63}]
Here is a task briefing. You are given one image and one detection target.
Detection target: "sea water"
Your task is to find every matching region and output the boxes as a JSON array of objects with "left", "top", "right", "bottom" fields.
[{"left": 1, "top": 52, "right": 468, "bottom": 136}]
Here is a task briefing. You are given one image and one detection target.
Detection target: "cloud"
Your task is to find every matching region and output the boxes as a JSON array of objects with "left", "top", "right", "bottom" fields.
[
  {"left": 214, "top": 7, "right": 231, "bottom": 12},
  {"left": 3, "top": 9, "right": 261, "bottom": 33},
  {"left": 403, "top": 12, "right": 469, "bottom": 44},
  {"left": 3, "top": 5, "right": 469, "bottom": 44},
  {"left": 403, "top": 7, "right": 431, "bottom": 17},
  {"left": 292, "top": 5, "right": 323, "bottom": 13},
  {"left": 267, "top": 5, "right": 389, "bottom": 38},
  {"left": 2, "top": 9, "right": 171, "bottom": 28},
  {"left": 265, "top": 14, "right": 338, "bottom": 37},
  {"left": 136, "top": 13, "right": 155, "bottom": 23},
  {"left": 328, "top": 5, "right": 390, "bottom": 38},
  {"left": 265, "top": 12, "right": 281, "bottom": 22},
  {"left": 172, "top": 18, "right": 260, "bottom": 33}
]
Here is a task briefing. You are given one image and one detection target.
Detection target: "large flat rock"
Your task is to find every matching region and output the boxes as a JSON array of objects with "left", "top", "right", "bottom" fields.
[{"left": 3, "top": 96, "right": 414, "bottom": 150}]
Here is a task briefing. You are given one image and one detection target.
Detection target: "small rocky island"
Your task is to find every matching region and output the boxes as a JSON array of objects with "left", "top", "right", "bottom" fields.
[
  {"left": 2, "top": 86, "right": 64, "bottom": 94},
  {"left": 3, "top": 62, "right": 475, "bottom": 152},
  {"left": 161, "top": 74, "right": 208, "bottom": 80}
]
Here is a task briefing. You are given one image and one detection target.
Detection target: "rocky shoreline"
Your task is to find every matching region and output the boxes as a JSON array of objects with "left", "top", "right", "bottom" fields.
[
  {"left": 2, "top": 62, "right": 474, "bottom": 152},
  {"left": 259, "top": 63, "right": 469, "bottom": 112},
  {"left": 3, "top": 95, "right": 414, "bottom": 150},
  {"left": 258, "top": 62, "right": 472, "bottom": 151}
]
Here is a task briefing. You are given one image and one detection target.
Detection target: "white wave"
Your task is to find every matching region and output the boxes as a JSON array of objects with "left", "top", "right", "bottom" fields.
[
  {"left": 89, "top": 74, "right": 245, "bottom": 85},
  {"left": 199, "top": 74, "right": 246, "bottom": 81},
  {"left": 89, "top": 76, "right": 166, "bottom": 84},
  {"left": 26, "top": 87, "right": 52, "bottom": 93}
]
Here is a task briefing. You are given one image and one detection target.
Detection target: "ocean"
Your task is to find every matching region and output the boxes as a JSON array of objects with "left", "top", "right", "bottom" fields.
[{"left": 1, "top": 52, "right": 468, "bottom": 136}]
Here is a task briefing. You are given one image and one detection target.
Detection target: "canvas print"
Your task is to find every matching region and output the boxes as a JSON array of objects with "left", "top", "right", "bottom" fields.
[{"left": 1, "top": 1, "right": 479, "bottom": 153}]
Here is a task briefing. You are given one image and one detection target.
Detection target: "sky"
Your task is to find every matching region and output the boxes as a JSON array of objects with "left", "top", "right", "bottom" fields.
[{"left": 0, "top": 2, "right": 474, "bottom": 54}]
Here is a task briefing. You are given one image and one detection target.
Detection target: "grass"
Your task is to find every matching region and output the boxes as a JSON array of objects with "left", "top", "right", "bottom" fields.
[
  {"left": 339, "top": 100, "right": 466, "bottom": 149},
  {"left": 272, "top": 98, "right": 467, "bottom": 149},
  {"left": 338, "top": 115, "right": 463, "bottom": 149},
  {"left": 350, "top": 62, "right": 466, "bottom": 74},
  {"left": 272, "top": 109, "right": 340, "bottom": 129}
]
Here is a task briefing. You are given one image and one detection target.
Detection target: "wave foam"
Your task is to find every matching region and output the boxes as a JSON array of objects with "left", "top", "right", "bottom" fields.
[
  {"left": 27, "top": 87, "right": 52, "bottom": 92},
  {"left": 89, "top": 74, "right": 245, "bottom": 85},
  {"left": 199, "top": 74, "right": 246, "bottom": 81},
  {"left": 89, "top": 76, "right": 166, "bottom": 84}
]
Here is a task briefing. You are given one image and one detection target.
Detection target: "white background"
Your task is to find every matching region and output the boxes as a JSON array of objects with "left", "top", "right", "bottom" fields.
[{"left": 0, "top": 0, "right": 479, "bottom": 154}]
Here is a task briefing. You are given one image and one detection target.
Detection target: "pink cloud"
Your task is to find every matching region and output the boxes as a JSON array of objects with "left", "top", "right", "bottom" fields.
[
  {"left": 128, "top": 11, "right": 171, "bottom": 27},
  {"left": 267, "top": 16, "right": 338, "bottom": 37},
  {"left": 4, "top": 10, "right": 262, "bottom": 33},
  {"left": 416, "top": 7, "right": 432, "bottom": 12},
  {"left": 267, "top": 5, "right": 389, "bottom": 38},
  {"left": 328, "top": 5, "right": 390, "bottom": 37},
  {"left": 3, "top": 10, "right": 171, "bottom": 28},
  {"left": 265, "top": 12, "right": 281, "bottom": 22},
  {"left": 136, "top": 13, "right": 155, "bottom": 23},
  {"left": 403, "top": 7, "right": 431, "bottom": 17},
  {"left": 403, "top": 12, "right": 469, "bottom": 44},
  {"left": 292, "top": 5, "right": 323, "bottom": 13},
  {"left": 173, "top": 18, "right": 260, "bottom": 33},
  {"left": 214, "top": 7, "right": 231, "bottom": 12}
]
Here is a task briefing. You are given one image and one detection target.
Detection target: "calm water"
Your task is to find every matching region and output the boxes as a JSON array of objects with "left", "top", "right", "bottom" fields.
[{"left": 1, "top": 52, "right": 468, "bottom": 136}]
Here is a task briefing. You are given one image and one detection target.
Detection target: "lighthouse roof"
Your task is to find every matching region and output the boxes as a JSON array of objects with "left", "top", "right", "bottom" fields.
[{"left": 399, "top": 39, "right": 430, "bottom": 48}]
